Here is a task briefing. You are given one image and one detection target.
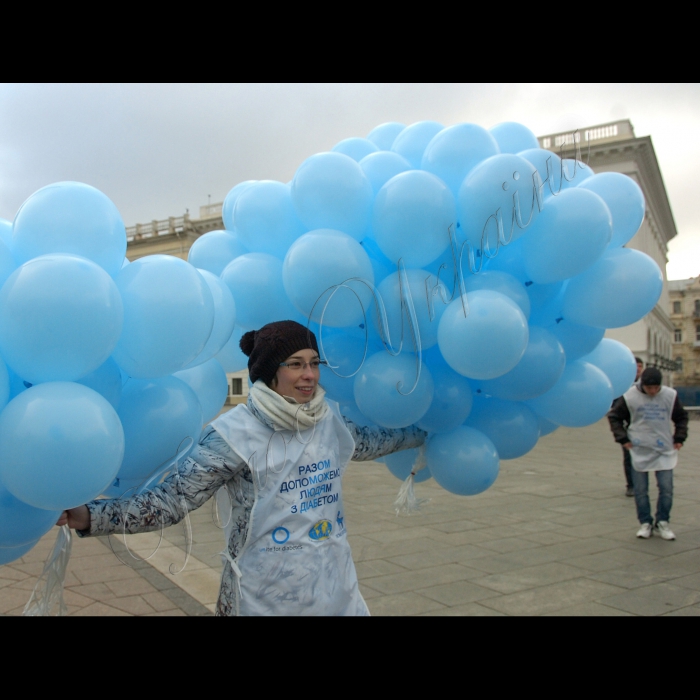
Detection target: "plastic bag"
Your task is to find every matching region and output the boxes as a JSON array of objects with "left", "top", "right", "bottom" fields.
[
  {"left": 23, "top": 525, "right": 72, "bottom": 616},
  {"left": 393, "top": 443, "right": 430, "bottom": 515}
]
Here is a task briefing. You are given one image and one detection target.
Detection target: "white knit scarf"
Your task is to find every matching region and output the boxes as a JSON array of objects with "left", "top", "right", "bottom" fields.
[{"left": 248, "top": 380, "right": 329, "bottom": 432}]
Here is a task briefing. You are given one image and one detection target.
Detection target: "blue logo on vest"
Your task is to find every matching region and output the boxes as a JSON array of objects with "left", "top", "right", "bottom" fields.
[
  {"left": 272, "top": 527, "right": 290, "bottom": 544},
  {"left": 308, "top": 520, "right": 332, "bottom": 541}
]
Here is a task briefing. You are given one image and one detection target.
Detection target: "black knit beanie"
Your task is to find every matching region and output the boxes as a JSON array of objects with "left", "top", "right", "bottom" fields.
[
  {"left": 640, "top": 367, "right": 662, "bottom": 386},
  {"left": 240, "top": 320, "right": 320, "bottom": 386}
]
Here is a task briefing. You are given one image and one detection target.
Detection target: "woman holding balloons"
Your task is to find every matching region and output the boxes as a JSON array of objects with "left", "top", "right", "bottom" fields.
[{"left": 58, "top": 320, "right": 426, "bottom": 616}]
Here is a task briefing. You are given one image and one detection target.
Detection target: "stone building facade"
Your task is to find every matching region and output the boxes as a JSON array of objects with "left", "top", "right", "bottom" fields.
[
  {"left": 669, "top": 276, "right": 700, "bottom": 404},
  {"left": 539, "top": 120, "right": 678, "bottom": 382}
]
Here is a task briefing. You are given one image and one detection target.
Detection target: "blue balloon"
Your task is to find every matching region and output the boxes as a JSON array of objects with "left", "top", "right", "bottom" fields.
[
  {"left": 390, "top": 121, "right": 444, "bottom": 168},
  {"left": 490, "top": 122, "right": 539, "bottom": 154},
  {"left": 117, "top": 376, "right": 202, "bottom": 481},
  {"left": 537, "top": 415, "right": 559, "bottom": 436},
  {"left": 0, "top": 238, "right": 16, "bottom": 289},
  {"left": 215, "top": 326, "right": 249, "bottom": 373},
  {"left": 384, "top": 448, "right": 432, "bottom": 483},
  {"left": 283, "top": 229, "right": 374, "bottom": 328},
  {"left": 578, "top": 172, "right": 645, "bottom": 248},
  {"left": 233, "top": 181, "right": 307, "bottom": 258},
  {"left": 366, "top": 122, "right": 406, "bottom": 150},
  {"left": 291, "top": 152, "right": 373, "bottom": 241},
  {"left": 0, "top": 218, "right": 12, "bottom": 249},
  {"left": 461, "top": 270, "right": 530, "bottom": 319},
  {"left": 374, "top": 269, "right": 448, "bottom": 352},
  {"left": 415, "top": 360, "right": 473, "bottom": 434},
  {"left": 562, "top": 248, "right": 663, "bottom": 328},
  {"left": 359, "top": 237, "right": 396, "bottom": 286},
  {"left": 0, "top": 481, "right": 61, "bottom": 547},
  {"left": 113, "top": 255, "right": 215, "bottom": 378},
  {"left": 0, "top": 540, "right": 38, "bottom": 566},
  {"left": 426, "top": 426, "right": 499, "bottom": 496},
  {"left": 480, "top": 326, "right": 565, "bottom": 401},
  {"left": 0, "top": 356, "right": 9, "bottom": 412},
  {"left": 332, "top": 137, "right": 378, "bottom": 162},
  {"left": 358, "top": 151, "right": 412, "bottom": 195},
  {"left": 221, "top": 253, "right": 301, "bottom": 330},
  {"left": 373, "top": 170, "right": 455, "bottom": 268},
  {"left": 76, "top": 357, "right": 122, "bottom": 409},
  {"left": 0, "top": 254, "right": 123, "bottom": 384},
  {"left": 185, "top": 270, "right": 236, "bottom": 368},
  {"left": 187, "top": 230, "right": 248, "bottom": 276},
  {"left": 338, "top": 401, "right": 378, "bottom": 428},
  {"left": 175, "top": 358, "right": 229, "bottom": 425},
  {"left": 527, "top": 360, "right": 613, "bottom": 427},
  {"left": 101, "top": 475, "right": 149, "bottom": 499},
  {"left": 518, "top": 148, "right": 564, "bottom": 199},
  {"left": 526, "top": 280, "right": 564, "bottom": 317},
  {"left": 12, "top": 182, "right": 126, "bottom": 278},
  {"left": 421, "top": 123, "right": 500, "bottom": 194},
  {"left": 319, "top": 331, "right": 371, "bottom": 404},
  {"left": 549, "top": 320, "right": 605, "bottom": 361},
  {"left": 465, "top": 396, "right": 540, "bottom": 459},
  {"left": 560, "top": 159, "right": 594, "bottom": 188},
  {"left": 481, "top": 236, "right": 529, "bottom": 282},
  {"left": 6, "top": 366, "right": 30, "bottom": 401},
  {"left": 580, "top": 338, "right": 637, "bottom": 398},
  {"left": 354, "top": 351, "right": 434, "bottom": 429},
  {"left": 457, "top": 154, "right": 540, "bottom": 255},
  {"left": 0, "top": 382, "right": 124, "bottom": 510},
  {"left": 523, "top": 188, "right": 612, "bottom": 284},
  {"left": 438, "top": 291, "right": 528, "bottom": 380},
  {"left": 222, "top": 181, "right": 256, "bottom": 232}
]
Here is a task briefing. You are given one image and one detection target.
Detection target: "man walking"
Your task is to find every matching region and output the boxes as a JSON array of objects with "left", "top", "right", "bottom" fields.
[{"left": 608, "top": 367, "right": 688, "bottom": 540}]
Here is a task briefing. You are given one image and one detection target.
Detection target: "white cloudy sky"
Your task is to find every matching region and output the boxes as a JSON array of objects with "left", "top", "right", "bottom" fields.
[{"left": 1, "top": 83, "right": 698, "bottom": 279}]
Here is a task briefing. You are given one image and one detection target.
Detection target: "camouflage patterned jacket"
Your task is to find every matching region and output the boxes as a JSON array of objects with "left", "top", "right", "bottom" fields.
[{"left": 82, "top": 411, "right": 426, "bottom": 615}]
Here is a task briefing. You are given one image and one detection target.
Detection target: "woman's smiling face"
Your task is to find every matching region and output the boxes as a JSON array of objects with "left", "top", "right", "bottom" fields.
[{"left": 272, "top": 348, "right": 320, "bottom": 403}]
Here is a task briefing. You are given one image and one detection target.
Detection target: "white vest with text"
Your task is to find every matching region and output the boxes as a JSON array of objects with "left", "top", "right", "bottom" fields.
[
  {"left": 624, "top": 385, "right": 678, "bottom": 472},
  {"left": 211, "top": 402, "right": 369, "bottom": 616}
]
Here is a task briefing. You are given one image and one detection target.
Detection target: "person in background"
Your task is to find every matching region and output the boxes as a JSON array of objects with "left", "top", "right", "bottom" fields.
[
  {"left": 609, "top": 357, "right": 644, "bottom": 497},
  {"left": 608, "top": 367, "right": 688, "bottom": 540}
]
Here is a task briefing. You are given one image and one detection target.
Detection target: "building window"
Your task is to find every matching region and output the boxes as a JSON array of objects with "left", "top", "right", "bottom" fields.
[
  {"left": 695, "top": 299, "right": 700, "bottom": 316},
  {"left": 673, "top": 301, "right": 681, "bottom": 314},
  {"left": 697, "top": 325, "right": 700, "bottom": 342},
  {"left": 674, "top": 328, "right": 682, "bottom": 342},
  {"left": 230, "top": 378, "right": 243, "bottom": 395},
  {"left": 675, "top": 357, "right": 683, "bottom": 372}
]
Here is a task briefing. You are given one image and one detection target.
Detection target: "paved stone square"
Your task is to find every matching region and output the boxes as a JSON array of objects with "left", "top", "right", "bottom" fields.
[{"left": 2, "top": 416, "right": 698, "bottom": 616}]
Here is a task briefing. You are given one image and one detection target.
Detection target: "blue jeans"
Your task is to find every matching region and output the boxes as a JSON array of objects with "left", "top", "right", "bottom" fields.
[{"left": 631, "top": 468, "right": 673, "bottom": 524}]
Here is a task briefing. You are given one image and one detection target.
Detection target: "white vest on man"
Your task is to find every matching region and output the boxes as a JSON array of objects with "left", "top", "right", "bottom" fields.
[
  {"left": 624, "top": 384, "right": 678, "bottom": 472},
  {"left": 211, "top": 402, "right": 369, "bottom": 616}
]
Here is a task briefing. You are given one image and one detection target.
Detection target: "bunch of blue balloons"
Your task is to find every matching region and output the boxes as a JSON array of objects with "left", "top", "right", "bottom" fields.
[
  {"left": 199, "top": 120, "right": 659, "bottom": 499},
  {"left": 0, "top": 183, "right": 234, "bottom": 564},
  {"left": 0, "top": 119, "right": 662, "bottom": 566}
]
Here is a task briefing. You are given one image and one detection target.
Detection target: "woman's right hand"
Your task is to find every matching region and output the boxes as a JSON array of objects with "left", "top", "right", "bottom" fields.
[{"left": 56, "top": 505, "right": 90, "bottom": 531}]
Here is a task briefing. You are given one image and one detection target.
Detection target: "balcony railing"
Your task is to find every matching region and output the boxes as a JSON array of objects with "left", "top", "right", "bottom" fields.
[{"left": 126, "top": 215, "right": 189, "bottom": 243}]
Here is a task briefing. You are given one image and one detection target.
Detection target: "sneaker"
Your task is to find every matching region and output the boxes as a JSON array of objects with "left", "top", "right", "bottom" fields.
[
  {"left": 655, "top": 521, "right": 676, "bottom": 540},
  {"left": 626, "top": 487, "right": 635, "bottom": 497},
  {"left": 636, "top": 523, "right": 653, "bottom": 539}
]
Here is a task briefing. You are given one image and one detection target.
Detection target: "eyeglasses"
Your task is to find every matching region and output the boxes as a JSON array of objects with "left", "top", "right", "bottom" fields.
[{"left": 278, "top": 359, "right": 328, "bottom": 372}]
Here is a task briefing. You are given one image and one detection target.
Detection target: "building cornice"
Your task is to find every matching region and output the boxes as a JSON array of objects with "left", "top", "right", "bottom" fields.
[{"left": 552, "top": 136, "right": 678, "bottom": 247}]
